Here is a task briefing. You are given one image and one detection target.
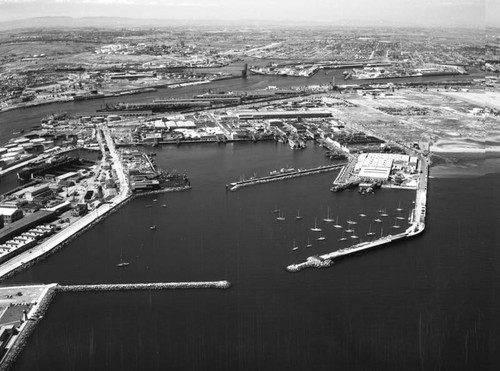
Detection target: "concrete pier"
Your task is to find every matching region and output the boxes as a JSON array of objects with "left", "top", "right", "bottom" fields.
[{"left": 228, "top": 163, "right": 346, "bottom": 191}]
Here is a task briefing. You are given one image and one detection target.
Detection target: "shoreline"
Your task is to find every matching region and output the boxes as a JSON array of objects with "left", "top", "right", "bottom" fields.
[{"left": 0, "top": 184, "right": 192, "bottom": 282}]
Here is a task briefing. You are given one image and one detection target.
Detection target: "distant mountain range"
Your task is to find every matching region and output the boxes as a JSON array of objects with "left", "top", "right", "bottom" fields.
[{"left": 0, "top": 16, "right": 492, "bottom": 32}]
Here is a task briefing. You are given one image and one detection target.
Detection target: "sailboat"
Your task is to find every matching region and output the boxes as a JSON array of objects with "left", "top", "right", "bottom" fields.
[
  {"left": 116, "top": 251, "right": 129, "bottom": 267},
  {"left": 272, "top": 205, "right": 280, "bottom": 214},
  {"left": 366, "top": 224, "right": 376, "bottom": 236},
  {"left": 306, "top": 238, "right": 313, "bottom": 248},
  {"left": 339, "top": 231, "right": 347, "bottom": 241},
  {"left": 392, "top": 218, "right": 401, "bottom": 229},
  {"left": 380, "top": 208, "right": 389, "bottom": 217},
  {"left": 396, "top": 202, "right": 403, "bottom": 212},
  {"left": 333, "top": 216, "right": 343, "bottom": 229},
  {"left": 345, "top": 223, "right": 354, "bottom": 233},
  {"left": 374, "top": 218, "right": 383, "bottom": 223},
  {"left": 310, "top": 218, "right": 322, "bottom": 232},
  {"left": 322, "top": 206, "right": 335, "bottom": 223},
  {"left": 346, "top": 220, "right": 357, "bottom": 225},
  {"left": 276, "top": 211, "right": 286, "bottom": 221},
  {"left": 292, "top": 239, "right": 299, "bottom": 251},
  {"left": 359, "top": 210, "right": 367, "bottom": 217},
  {"left": 317, "top": 233, "right": 326, "bottom": 241},
  {"left": 295, "top": 209, "right": 303, "bottom": 220},
  {"left": 350, "top": 228, "right": 359, "bottom": 239}
]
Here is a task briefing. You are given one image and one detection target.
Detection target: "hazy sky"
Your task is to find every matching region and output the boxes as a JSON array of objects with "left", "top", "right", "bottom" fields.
[{"left": 0, "top": 0, "right": 499, "bottom": 26}]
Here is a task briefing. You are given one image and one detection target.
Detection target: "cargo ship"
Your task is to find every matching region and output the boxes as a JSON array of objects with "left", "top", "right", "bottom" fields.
[{"left": 17, "top": 155, "right": 80, "bottom": 181}]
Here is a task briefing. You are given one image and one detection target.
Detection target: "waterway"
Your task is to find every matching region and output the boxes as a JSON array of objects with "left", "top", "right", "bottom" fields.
[{"left": 3, "top": 141, "right": 498, "bottom": 371}]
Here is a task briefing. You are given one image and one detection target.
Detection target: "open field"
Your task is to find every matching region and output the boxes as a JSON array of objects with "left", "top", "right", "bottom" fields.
[{"left": 330, "top": 89, "right": 497, "bottom": 155}]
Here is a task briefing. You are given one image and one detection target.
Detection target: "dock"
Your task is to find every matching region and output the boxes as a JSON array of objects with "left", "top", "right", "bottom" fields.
[
  {"left": 287, "top": 155, "right": 428, "bottom": 272},
  {"left": 227, "top": 163, "right": 346, "bottom": 191}
]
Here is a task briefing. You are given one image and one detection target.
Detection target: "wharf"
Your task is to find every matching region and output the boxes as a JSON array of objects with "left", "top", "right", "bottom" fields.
[
  {"left": 287, "top": 155, "right": 429, "bottom": 272},
  {"left": 227, "top": 163, "right": 346, "bottom": 191}
]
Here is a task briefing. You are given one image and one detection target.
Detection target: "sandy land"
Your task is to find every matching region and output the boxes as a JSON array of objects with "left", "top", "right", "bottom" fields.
[{"left": 440, "top": 91, "right": 500, "bottom": 110}]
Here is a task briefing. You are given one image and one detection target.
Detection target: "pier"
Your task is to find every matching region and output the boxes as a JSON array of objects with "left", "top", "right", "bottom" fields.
[
  {"left": 227, "top": 163, "right": 346, "bottom": 191},
  {"left": 56, "top": 281, "right": 231, "bottom": 292},
  {"left": 287, "top": 155, "right": 428, "bottom": 272}
]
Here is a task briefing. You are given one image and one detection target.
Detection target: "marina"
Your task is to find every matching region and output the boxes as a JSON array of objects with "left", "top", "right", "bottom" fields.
[{"left": 287, "top": 155, "right": 428, "bottom": 272}]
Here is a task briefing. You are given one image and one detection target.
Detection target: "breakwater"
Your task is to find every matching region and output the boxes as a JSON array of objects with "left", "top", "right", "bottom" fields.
[
  {"left": 57, "top": 281, "right": 231, "bottom": 292},
  {"left": 227, "top": 163, "right": 346, "bottom": 191},
  {"left": 286, "top": 222, "right": 423, "bottom": 272}
]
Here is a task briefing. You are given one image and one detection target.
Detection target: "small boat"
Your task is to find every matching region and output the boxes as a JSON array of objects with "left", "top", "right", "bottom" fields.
[
  {"left": 346, "top": 220, "right": 357, "bottom": 225},
  {"left": 333, "top": 216, "right": 342, "bottom": 229},
  {"left": 292, "top": 239, "right": 299, "bottom": 251},
  {"left": 359, "top": 213, "right": 366, "bottom": 217},
  {"left": 272, "top": 205, "right": 280, "bottom": 214},
  {"left": 161, "top": 204, "right": 167, "bottom": 208},
  {"left": 317, "top": 234, "right": 326, "bottom": 241},
  {"left": 295, "top": 209, "right": 303, "bottom": 220},
  {"left": 310, "top": 218, "right": 322, "bottom": 232},
  {"left": 322, "top": 206, "right": 335, "bottom": 223},
  {"left": 153, "top": 199, "right": 157, "bottom": 202},
  {"left": 117, "top": 251, "right": 129, "bottom": 267},
  {"left": 150, "top": 225, "right": 157, "bottom": 230},
  {"left": 374, "top": 218, "right": 383, "bottom": 223},
  {"left": 366, "top": 225, "right": 376, "bottom": 236},
  {"left": 396, "top": 216, "right": 405, "bottom": 220},
  {"left": 276, "top": 211, "right": 286, "bottom": 221},
  {"left": 306, "top": 238, "right": 313, "bottom": 248}
]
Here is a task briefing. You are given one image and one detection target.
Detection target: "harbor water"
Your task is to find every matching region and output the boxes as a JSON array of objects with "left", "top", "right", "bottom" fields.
[
  {"left": 0, "top": 69, "right": 496, "bottom": 370},
  {"left": 3, "top": 142, "right": 498, "bottom": 371}
]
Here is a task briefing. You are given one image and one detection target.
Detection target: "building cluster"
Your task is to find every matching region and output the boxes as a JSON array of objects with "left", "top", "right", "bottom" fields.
[{"left": 352, "top": 153, "right": 419, "bottom": 185}]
